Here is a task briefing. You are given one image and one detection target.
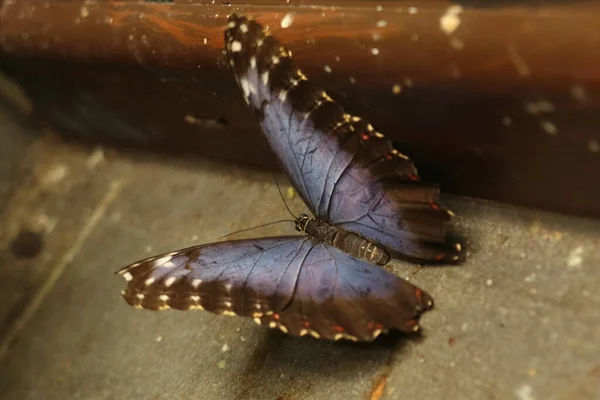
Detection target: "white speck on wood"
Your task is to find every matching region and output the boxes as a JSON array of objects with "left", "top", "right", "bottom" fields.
[
  {"left": 570, "top": 84, "right": 589, "bottom": 104},
  {"left": 281, "top": 12, "right": 295, "bottom": 28},
  {"left": 440, "top": 5, "right": 463, "bottom": 35},
  {"left": 450, "top": 37, "right": 464, "bottom": 50},
  {"left": 507, "top": 44, "right": 531, "bottom": 77},
  {"left": 540, "top": 120, "right": 558, "bottom": 135}
]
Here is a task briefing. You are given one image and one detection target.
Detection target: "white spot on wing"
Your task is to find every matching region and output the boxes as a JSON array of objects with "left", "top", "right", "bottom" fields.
[
  {"left": 250, "top": 56, "right": 256, "bottom": 69},
  {"left": 227, "top": 21, "right": 236, "bottom": 28},
  {"left": 239, "top": 23, "right": 248, "bottom": 33},
  {"left": 240, "top": 78, "right": 250, "bottom": 97},
  {"left": 247, "top": 80, "right": 257, "bottom": 95},
  {"left": 122, "top": 272, "right": 133, "bottom": 282},
  {"left": 231, "top": 41, "right": 242, "bottom": 52},
  {"left": 192, "top": 279, "right": 203, "bottom": 288},
  {"left": 154, "top": 254, "right": 172, "bottom": 266},
  {"left": 159, "top": 294, "right": 169, "bottom": 302},
  {"left": 145, "top": 277, "right": 155, "bottom": 286},
  {"left": 261, "top": 71, "right": 269, "bottom": 85},
  {"left": 164, "top": 277, "right": 176, "bottom": 287}
]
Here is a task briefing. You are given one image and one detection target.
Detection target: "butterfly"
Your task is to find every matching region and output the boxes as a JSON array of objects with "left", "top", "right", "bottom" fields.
[{"left": 115, "top": 13, "right": 464, "bottom": 342}]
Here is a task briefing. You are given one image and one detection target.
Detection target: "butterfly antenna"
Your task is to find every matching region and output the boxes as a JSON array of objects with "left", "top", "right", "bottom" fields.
[
  {"left": 218, "top": 219, "right": 294, "bottom": 240},
  {"left": 273, "top": 173, "right": 298, "bottom": 219}
]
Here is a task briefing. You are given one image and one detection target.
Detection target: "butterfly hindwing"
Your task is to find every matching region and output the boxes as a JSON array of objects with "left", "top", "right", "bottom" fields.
[
  {"left": 225, "top": 14, "right": 463, "bottom": 263},
  {"left": 116, "top": 237, "right": 432, "bottom": 341}
]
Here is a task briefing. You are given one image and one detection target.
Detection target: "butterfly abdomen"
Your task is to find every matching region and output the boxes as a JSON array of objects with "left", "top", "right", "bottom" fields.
[{"left": 304, "top": 219, "right": 390, "bottom": 265}]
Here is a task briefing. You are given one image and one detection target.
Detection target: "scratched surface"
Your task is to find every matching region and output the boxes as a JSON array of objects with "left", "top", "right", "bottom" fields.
[
  {"left": 1, "top": 1, "right": 600, "bottom": 218},
  {"left": 0, "top": 111, "right": 599, "bottom": 399}
]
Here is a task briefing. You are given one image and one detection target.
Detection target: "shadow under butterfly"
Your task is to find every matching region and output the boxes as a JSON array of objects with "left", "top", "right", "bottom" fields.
[{"left": 116, "top": 14, "right": 465, "bottom": 342}]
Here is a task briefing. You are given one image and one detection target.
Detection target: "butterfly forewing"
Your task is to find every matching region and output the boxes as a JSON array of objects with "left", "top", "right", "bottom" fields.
[
  {"left": 225, "top": 14, "right": 464, "bottom": 263},
  {"left": 117, "top": 237, "right": 432, "bottom": 342}
]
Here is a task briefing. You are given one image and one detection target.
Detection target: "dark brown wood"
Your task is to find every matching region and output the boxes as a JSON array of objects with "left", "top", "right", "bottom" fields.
[{"left": 1, "top": 1, "right": 599, "bottom": 217}]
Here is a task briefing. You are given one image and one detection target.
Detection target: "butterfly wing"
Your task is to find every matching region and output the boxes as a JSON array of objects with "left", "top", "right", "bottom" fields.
[
  {"left": 116, "top": 237, "right": 433, "bottom": 341},
  {"left": 225, "top": 14, "right": 463, "bottom": 263}
]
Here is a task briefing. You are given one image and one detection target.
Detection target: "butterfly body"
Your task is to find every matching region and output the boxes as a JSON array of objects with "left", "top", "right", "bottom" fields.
[{"left": 296, "top": 214, "right": 390, "bottom": 266}]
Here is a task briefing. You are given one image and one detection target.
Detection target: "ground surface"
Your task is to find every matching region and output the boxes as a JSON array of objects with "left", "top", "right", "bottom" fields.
[{"left": 0, "top": 99, "right": 598, "bottom": 400}]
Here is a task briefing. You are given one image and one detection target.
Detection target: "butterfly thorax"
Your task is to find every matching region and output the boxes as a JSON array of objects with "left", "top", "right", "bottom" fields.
[{"left": 295, "top": 214, "right": 390, "bottom": 266}]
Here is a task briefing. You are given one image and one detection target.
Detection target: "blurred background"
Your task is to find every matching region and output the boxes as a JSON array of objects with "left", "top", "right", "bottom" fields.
[{"left": 0, "top": 1, "right": 599, "bottom": 399}]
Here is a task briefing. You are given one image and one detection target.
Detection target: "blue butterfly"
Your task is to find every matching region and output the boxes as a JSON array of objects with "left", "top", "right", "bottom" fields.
[{"left": 116, "top": 14, "right": 464, "bottom": 342}]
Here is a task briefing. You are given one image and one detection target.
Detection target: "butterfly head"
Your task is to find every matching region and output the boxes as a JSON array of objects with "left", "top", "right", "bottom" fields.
[{"left": 294, "top": 214, "right": 312, "bottom": 232}]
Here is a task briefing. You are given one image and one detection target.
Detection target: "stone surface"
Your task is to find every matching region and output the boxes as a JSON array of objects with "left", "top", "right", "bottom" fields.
[{"left": 0, "top": 110, "right": 598, "bottom": 400}]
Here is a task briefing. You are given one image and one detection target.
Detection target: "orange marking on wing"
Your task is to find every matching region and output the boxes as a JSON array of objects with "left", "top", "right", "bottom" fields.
[
  {"left": 405, "top": 319, "right": 418, "bottom": 329},
  {"left": 415, "top": 288, "right": 423, "bottom": 301}
]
